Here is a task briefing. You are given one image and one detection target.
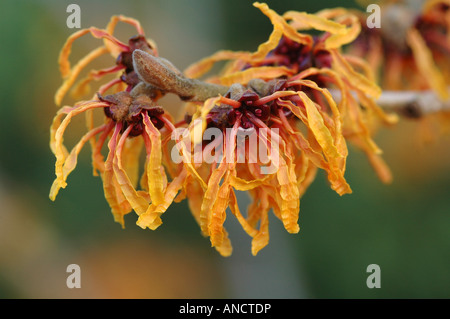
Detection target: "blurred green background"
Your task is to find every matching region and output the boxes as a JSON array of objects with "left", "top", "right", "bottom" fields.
[{"left": 1, "top": 0, "right": 449, "bottom": 298}]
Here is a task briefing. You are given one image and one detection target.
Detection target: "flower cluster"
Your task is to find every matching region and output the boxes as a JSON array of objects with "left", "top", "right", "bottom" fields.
[
  {"left": 50, "top": 3, "right": 398, "bottom": 256},
  {"left": 50, "top": 16, "right": 172, "bottom": 227},
  {"left": 349, "top": 0, "right": 450, "bottom": 136}
]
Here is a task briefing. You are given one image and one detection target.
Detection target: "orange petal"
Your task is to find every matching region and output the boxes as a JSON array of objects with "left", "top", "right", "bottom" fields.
[
  {"left": 284, "top": 10, "right": 347, "bottom": 34},
  {"left": 103, "top": 123, "right": 131, "bottom": 227},
  {"left": 50, "top": 101, "right": 108, "bottom": 200},
  {"left": 253, "top": 2, "right": 313, "bottom": 59},
  {"left": 220, "top": 66, "right": 295, "bottom": 86},
  {"left": 120, "top": 135, "right": 144, "bottom": 188},
  {"left": 113, "top": 125, "right": 149, "bottom": 216},
  {"left": 324, "top": 14, "right": 361, "bottom": 49},
  {"left": 142, "top": 113, "right": 165, "bottom": 206},
  {"left": 298, "top": 91, "right": 342, "bottom": 159},
  {"left": 330, "top": 49, "right": 382, "bottom": 98},
  {"left": 213, "top": 228, "right": 233, "bottom": 257},
  {"left": 208, "top": 171, "right": 232, "bottom": 248},
  {"left": 55, "top": 47, "right": 109, "bottom": 106},
  {"left": 50, "top": 124, "right": 106, "bottom": 200},
  {"left": 228, "top": 189, "right": 259, "bottom": 239},
  {"left": 136, "top": 167, "right": 188, "bottom": 230},
  {"left": 229, "top": 174, "right": 273, "bottom": 191},
  {"left": 407, "top": 29, "right": 450, "bottom": 100},
  {"left": 105, "top": 15, "right": 146, "bottom": 57},
  {"left": 200, "top": 159, "right": 228, "bottom": 234},
  {"left": 249, "top": 193, "right": 270, "bottom": 256}
]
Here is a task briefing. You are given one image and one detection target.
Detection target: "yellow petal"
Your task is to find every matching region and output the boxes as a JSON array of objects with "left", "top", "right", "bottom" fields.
[
  {"left": 407, "top": 29, "right": 450, "bottom": 100},
  {"left": 55, "top": 47, "right": 109, "bottom": 106},
  {"left": 105, "top": 15, "right": 146, "bottom": 57},
  {"left": 143, "top": 113, "right": 165, "bottom": 206},
  {"left": 330, "top": 49, "right": 382, "bottom": 98},
  {"left": 58, "top": 29, "right": 94, "bottom": 78},
  {"left": 200, "top": 159, "right": 228, "bottom": 234},
  {"left": 229, "top": 189, "right": 259, "bottom": 239},
  {"left": 250, "top": 194, "right": 270, "bottom": 256},
  {"left": 253, "top": 2, "right": 313, "bottom": 58},
  {"left": 136, "top": 167, "right": 188, "bottom": 230},
  {"left": 50, "top": 124, "right": 106, "bottom": 200},
  {"left": 298, "top": 91, "right": 342, "bottom": 160},
  {"left": 121, "top": 136, "right": 144, "bottom": 188},
  {"left": 324, "top": 14, "right": 361, "bottom": 49},
  {"left": 208, "top": 172, "right": 232, "bottom": 248},
  {"left": 113, "top": 126, "right": 149, "bottom": 216},
  {"left": 91, "top": 121, "right": 114, "bottom": 176},
  {"left": 220, "top": 66, "right": 294, "bottom": 86},
  {"left": 229, "top": 174, "right": 273, "bottom": 191},
  {"left": 103, "top": 124, "right": 130, "bottom": 227},
  {"left": 284, "top": 10, "right": 347, "bottom": 34},
  {"left": 213, "top": 228, "right": 233, "bottom": 257},
  {"left": 50, "top": 101, "right": 107, "bottom": 200},
  {"left": 276, "top": 155, "right": 300, "bottom": 234}
]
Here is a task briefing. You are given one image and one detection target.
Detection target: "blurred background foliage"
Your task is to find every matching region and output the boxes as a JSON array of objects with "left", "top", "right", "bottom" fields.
[{"left": 0, "top": 0, "right": 449, "bottom": 298}]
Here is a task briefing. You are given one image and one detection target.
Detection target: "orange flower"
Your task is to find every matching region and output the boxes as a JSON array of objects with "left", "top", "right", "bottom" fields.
[
  {"left": 349, "top": 1, "right": 450, "bottom": 140},
  {"left": 350, "top": 0, "right": 449, "bottom": 96},
  {"left": 49, "top": 4, "right": 401, "bottom": 257},
  {"left": 131, "top": 3, "right": 392, "bottom": 256},
  {"left": 49, "top": 92, "right": 177, "bottom": 227},
  {"left": 49, "top": 16, "right": 177, "bottom": 227},
  {"left": 185, "top": 2, "right": 396, "bottom": 183},
  {"left": 55, "top": 15, "right": 159, "bottom": 105}
]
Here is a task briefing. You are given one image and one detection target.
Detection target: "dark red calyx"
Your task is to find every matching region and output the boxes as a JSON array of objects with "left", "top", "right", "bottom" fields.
[
  {"left": 115, "top": 35, "right": 156, "bottom": 89},
  {"left": 99, "top": 92, "right": 164, "bottom": 137},
  {"left": 208, "top": 104, "right": 234, "bottom": 130}
]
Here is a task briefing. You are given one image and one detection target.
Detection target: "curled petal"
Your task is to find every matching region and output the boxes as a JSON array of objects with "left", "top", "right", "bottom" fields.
[
  {"left": 276, "top": 155, "right": 300, "bottom": 234},
  {"left": 229, "top": 189, "right": 270, "bottom": 256},
  {"left": 103, "top": 123, "right": 131, "bottom": 227},
  {"left": 229, "top": 174, "right": 273, "bottom": 191},
  {"left": 105, "top": 15, "right": 147, "bottom": 57},
  {"left": 200, "top": 159, "right": 228, "bottom": 235},
  {"left": 136, "top": 167, "right": 188, "bottom": 230},
  {"left": 214, "top": 229, "right": 233, "bottom": 257},
  {"left": 294, "top": 92, "right": 351, "bottom": 195},
  {"left": 184, "top": 175, "right": 206, "bottom": 232},
  {"left": 142, "top": 113, "right": 165, "bottom": 206},
  {"left": 249, "top": 193, "right": 270, "bottom": 256},
  {"left": 229, "top": 189, "right": 259, "bottom": 239},
  {"left": 220, "top": 66, "right": 295, "bottom": 86},
  {"left": 113, "top": 125, "right": 149, "bottom": 216},
  {"left": 284, "top": 10, "right": 347, "bottom": 34},
  {"left": 208, "top": 171, "right": 232, "bottom": 248},
  {"left": 407, "top": 29, "right": 450, "bottom": 100},
  {"left": 121, "top": 135, "right": 144, "bottom": 188},
  {"left": 50, "top": 124, "right": 107, "bottom": 200},
  {"left": 253, "top": 2, "right": 313, "bottom": 58},
  {"left": 324, "top": 14, "right": 361, "bottom": 49},
  {"left": 330, "top": 49, "right": 382, "bottom": 98},
  {"left": 50, "top": 101, "right": 108, "bottom": 200},
  {"left": 58, "top": 27, "right": 128, "bottom": 77},
  {"left": 55, "top": 47, "right": 109, "bottom": 105},
  {"left": 69, "top": 65, "right": 125, "bottom": 101},
  {"left": 92, "top": 121, "right": 114, "bottom": 176},
  {"left": 298, "top": 91, "right": 342, "bottom": 159}
]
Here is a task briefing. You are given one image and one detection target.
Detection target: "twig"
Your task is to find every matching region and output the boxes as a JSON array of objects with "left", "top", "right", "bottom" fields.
[
  {"left": 330, "top": 88, "right": 450, "bottom": 118},
  {"left": 131, "top": 48, "right": 449, "bottom": 118}
]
